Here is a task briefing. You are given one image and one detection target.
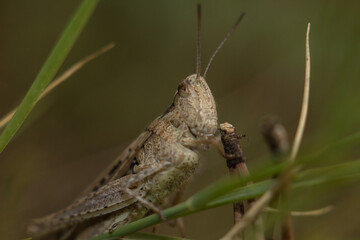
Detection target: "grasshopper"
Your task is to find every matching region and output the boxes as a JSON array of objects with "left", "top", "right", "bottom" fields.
[{"left": 27, "top": 5, "right": 244, "bottom": 240}]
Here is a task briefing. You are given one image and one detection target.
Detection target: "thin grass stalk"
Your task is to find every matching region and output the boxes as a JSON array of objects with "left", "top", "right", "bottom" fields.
[
  {"left": 0, "top": 42, "right": 114, "bottom": 130},
  {"left": 220, "top": 23, "right": 311, "bottom": 240}
]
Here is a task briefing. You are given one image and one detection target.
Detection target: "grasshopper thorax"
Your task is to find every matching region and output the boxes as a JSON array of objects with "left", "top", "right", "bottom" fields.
[{"left": 174, "top": 74, "right": 218, "bottom": 137}]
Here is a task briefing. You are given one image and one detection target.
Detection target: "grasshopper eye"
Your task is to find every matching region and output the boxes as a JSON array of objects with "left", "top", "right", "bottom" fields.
[{"left": 178, "top": 82, "right": 190, "bottom": 97}]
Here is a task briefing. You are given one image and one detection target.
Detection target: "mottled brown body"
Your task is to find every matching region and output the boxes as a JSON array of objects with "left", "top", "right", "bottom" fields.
[
  {"left": 27, "top": 3, "right": 245, "bottom": 238},
  {"left": 27, "top": 74, "right": 218, "bottom": 239}
]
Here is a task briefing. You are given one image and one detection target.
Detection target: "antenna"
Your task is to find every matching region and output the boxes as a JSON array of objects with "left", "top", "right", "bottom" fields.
[
  {"left": 196, "top": 3, "right": 202, "bottom": 78},
  {"left": 203, "top": 12, "right": 245, "bottom": 78}
]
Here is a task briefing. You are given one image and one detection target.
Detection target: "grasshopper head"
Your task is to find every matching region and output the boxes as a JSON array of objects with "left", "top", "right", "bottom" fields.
[
  {"left": 174, "top": 74, "right": 218, "bottom": 137},
  {"left": 170, "top": 4, "right": 243, "bottom": 138}
]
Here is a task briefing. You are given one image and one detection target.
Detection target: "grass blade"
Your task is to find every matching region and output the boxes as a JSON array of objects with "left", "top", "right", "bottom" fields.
[
  {"left": 92, "top": 158, "right": 360, "bottom": 239},
  {"left": 0, "top": 0, "right": 100, "bottom": 153},
  {"left": 123, "top": 232, "right": 189, "bottom": 240}
]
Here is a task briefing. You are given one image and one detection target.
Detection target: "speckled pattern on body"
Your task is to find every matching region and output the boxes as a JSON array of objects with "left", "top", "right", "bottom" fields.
[{"left": 27, "top": 74, "right": 219, "bottom": 239}]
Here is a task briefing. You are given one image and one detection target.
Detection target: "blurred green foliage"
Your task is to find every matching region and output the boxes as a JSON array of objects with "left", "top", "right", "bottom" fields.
[{"left": 0, "top": 0, "right": 359, "bottom": 239}]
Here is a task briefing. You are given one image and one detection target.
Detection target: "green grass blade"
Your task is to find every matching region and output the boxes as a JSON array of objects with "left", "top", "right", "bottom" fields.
[
  {"left": 122, "top": 232, "right": 189, "bottom": 240},
  {"left": 91, "top": 164, "right": 284, "bottom": 240},
  {"left": 94, "top": 159, "right": 360, "bottom": 239},
  {"left": 294, "top": 158, "right": 360, "bottom": 187},
  {"left": 91, "top": 203, "right": 188, "bottom": 240},
  {"left": 0, "top": 0, "right": 100, "bottom": 153},
  {"left": 209, "top": 159, "right": 360, "bottom": 208},
  {"left": 297, "top": 131, "right": 360, "bottom": 165},
  {"left": 186, "top": 163, "right": 284, "bottom": 210}
]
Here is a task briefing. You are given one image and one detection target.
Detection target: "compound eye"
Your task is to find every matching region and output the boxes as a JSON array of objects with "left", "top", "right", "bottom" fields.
[{"left": 178, "top": 82, "right": 190, "bottom": 97}]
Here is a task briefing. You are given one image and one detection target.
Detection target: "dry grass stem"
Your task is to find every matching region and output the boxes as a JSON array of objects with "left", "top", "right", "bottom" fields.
[
  {"left": 220, "top": 122, "right": 265, "bottom": 240},
  {"left": 220, "top": 23, "right": 311, "bottom": 240},
  {"left": 220, "top": 122, "right": 249, "bottom": 223},
  {"left": 261, "top": 117, "right": 290, "bottom": 240},
  {"left": 261, "top": 116, "right": 290, "bottom": 158},
  {"left": 289, "top": 23, "right": 311, "bottom": 163},
  {"left": 220, "top": 168, "right": 297, "bottom": 240},
  {"left": 265, "top": 205, "right": 333, "bottom": 217},
  {"left": 281, "top": 23, "right": 311, "bottom": 240},
  {"left": 0, "top": 42, "right": 115, "bottom": 130}
]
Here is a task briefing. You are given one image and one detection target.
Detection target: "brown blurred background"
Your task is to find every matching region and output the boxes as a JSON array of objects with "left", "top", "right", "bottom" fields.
[{"left": 1, "top": 0, "right": 360, "bottom": 239}]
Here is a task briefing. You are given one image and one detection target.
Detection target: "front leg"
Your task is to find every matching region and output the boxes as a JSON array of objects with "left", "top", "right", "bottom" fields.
[{"left": 181, "top": 134, "right": 225, "bottom": 156}]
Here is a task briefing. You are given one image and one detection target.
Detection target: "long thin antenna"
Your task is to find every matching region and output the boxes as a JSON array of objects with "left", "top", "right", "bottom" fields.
[
  {"left": 203, "top": 12, "right": 245, "bottom": 78},
  {"left": 196, "top": 3, "right": 202, "bottom": 78}
]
